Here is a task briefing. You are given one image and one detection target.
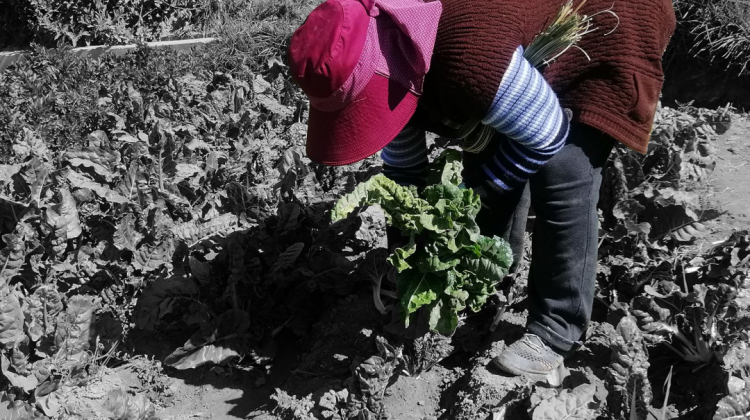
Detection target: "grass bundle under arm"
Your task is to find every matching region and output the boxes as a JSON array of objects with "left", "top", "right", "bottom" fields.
[{"left": 524, "top": 0, "right": 598, "bottom": 67}]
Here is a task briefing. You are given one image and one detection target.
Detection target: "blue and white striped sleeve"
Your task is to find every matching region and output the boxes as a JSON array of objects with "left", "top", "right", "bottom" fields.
[
  {"left": 380, "top": 124, "right": 429, "bottom": 187},
  {"left": 479, "top": 45, "right": 570, "bottom": 192}
]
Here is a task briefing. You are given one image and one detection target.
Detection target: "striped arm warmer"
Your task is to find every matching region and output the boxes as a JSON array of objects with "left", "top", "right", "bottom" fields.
[
  {"left": 380, "top": 124, "right": 429, "bottom": 186},
  {"left": 380, "top": 45, "right": 569, "bottom": 191},
  {"left": 480, "top": 45, "right": 569, "bottom": 192}
]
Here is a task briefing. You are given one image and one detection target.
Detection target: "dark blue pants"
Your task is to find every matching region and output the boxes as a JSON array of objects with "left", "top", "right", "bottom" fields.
[{"left": 466, "top": 123, "right": 615, "bottom": 355}]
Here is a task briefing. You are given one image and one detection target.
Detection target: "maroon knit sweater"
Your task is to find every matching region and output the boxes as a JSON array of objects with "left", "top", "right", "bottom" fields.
[{"left": 413, "top": 0, "right": 677, "bottom": 154}]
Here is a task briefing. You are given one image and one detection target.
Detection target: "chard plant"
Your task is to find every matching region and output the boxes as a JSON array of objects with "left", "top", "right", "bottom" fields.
[{"left": 331, "top": 150, "right": 513, "bottom": 335}]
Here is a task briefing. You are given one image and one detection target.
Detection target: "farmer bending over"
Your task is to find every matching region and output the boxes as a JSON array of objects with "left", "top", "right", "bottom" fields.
[{"left": 287, "top": 0, "right": 676, "bottom": 380}]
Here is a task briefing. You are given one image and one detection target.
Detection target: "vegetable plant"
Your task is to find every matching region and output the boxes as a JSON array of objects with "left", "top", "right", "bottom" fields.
[{"left": 331, "top": 150, "right": 513, "bottom": 336}]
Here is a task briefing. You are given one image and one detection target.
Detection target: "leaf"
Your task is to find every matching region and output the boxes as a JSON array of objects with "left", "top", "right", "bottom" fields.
[
  {"left": 173, "top": 163, "right": 203, "bottom": 184},
  {"left": 426, "top": 149, "right": 464, "bottom": 186},
  {"left": 189, "top": 257, "right": 211, "bottom": 285},
  {"left": 397, "top": 269, "right": 441, "bottom": 323},
  {"left": 186, "top": 137, "right": 212, "bottom": 151},
  {"left": 671, "top": 221, "right": 708, "bottom": 242},
  {"left": 388, "top": 237, "right": 417, "bottom": 272},
  {"left": 714, "top": 391, "right": 750, "bottom": 420},
  {"left": 605, "top": 316, "right": 651, "bottom": 419},
  {"left": 95, "top": 315, "right": 124, "bottom": 350},
  {"left": 133, "top": 276, "right": 200, "bottom": 331},
  {"left": 164, "top": 309, "right": 251, "bottom": 370},
  {"left": 206, "top": 151, "right": 220, "bottom": 173},
  {"left": 0, "top": 391, "right": 45, "bottom": 419},
  {"left": 173, "top": 213, "right": 240, "bottom": 246},
  {"left": 613, "top": 199, "right": 645, "bottom": 220},
  {"left": 705, "top": 283, "right": 736, "bottom": 320},
  {"left": 427, "top": 298, "right": 459, "bottom": 335},
  {"left": 0, "top": 291, "right": 24, "bottom": 346},
  {"left": 63, "top": 147, "right": 121, "bottom": 182},
  {"left": 335, "top": 175, "right": 425, "bottom": 227},
  {"left": 330, "top": 178, "right": 373, "bottom": 222},
  {"left": 113, "top": 214, "right": 143, "bottom": 252},
  {"left": 13, "top": 127, "right": 50, "bottom": 162},
  {"left": 275, "top": 148, "right": 310, "bottom": 179},
  {"left": 644, "top": 203, "right": 702, "bottom": 240},
  {"left": 67, "top": 170, "right": 128, "bottom": 204},
  {"left": 461, "top": 235, "right": 513, "bottom": 283},
  {"left": 132, "top": 240, "right": 174, "bottom": 273},
  {"left": 271, "top": 242, "right": 305, "bottom": 274},
  {"left": 23, "top": 285, "right": 63, "bottom": 343},
  {"left": 0, "top": 234, "right": 26, "bottom": 290},
  {"left": 624, "top": 220, "right": 651, "bottom": 236},
  {"left": 599, "top": 156, "right": 629, "bottom": 220},
  {"left": 23, "top": 157, "right": 50, "bottom": 205},
  {"left": 116, "top": 161, "right": 145, "bottom": 203},
  {"left": 0, "top": 164, "right": 23, "bottom": 183},
  {"left": 349, "top": 175, "right": 431, "bottom": 232},
  {"left": 86, "top": 130, "right": 110, "bottom": 148},
  {"left": 417, "top": 242, "right": 461, "bottom": 273},
  {"left": 532, "top": 384, "right": 600, "bottom": 420},
  {"left": 45, "top": 187, "right": 83, "bottom": 255},
  {"left": 654, "top": 187, "right": 700, "bottom": 209},
  {"left": 0, "top": 197, "right": 29, "bottom": 224},
  {"left": 53, "top": 295, "right": 96, "bottom": 361},
  {"left": 104, "top": 389, "right": 156, "bottom": 420},
  {"left": 1, "top": 354, "right": 37, "bottom": 392},
  {"left": 256, "top": 93, "right": 293, "bottom": 119},
  {"left": 7, "top": 335, "right": 30, "bottom": 375},
  {"left": 63, "top": 147, "right": 120, "bottom": 181},
  {"left": 305, "top": 249, "right": 356, "bottom": 291}
]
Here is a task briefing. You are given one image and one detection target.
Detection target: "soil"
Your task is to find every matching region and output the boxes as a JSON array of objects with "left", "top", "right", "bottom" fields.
[
  {"left": 704, "top": 116, "right": 750, "bottom": 238},
  {"left": 53, "top": 116, "right": 750, "bottom": 420}
]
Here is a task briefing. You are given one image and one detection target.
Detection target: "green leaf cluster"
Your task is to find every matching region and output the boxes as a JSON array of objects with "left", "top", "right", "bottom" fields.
[{"left": 331, "top": 150, "right": 513, "bottom": 335}]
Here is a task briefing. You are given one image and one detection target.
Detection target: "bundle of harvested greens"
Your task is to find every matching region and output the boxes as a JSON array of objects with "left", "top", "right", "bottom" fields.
[
  {"left": 332, "top": 150, "right": 513, "bottom": 335},
  {"left": 448, "top": 0, "right": 613, "bottom": 153}
]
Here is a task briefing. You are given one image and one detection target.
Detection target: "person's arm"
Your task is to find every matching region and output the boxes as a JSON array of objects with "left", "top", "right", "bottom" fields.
[
  {"left": 471, "top": 45, "right": 570, "bottom": 192},
  {"left": 382, "top": 45, "right": 569, "bottom": 191},
  {"left": 380, "top": 124, "right": 429, "bottom": 187}
]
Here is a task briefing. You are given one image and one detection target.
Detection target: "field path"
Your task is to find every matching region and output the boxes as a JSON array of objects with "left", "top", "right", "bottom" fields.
[{"left": 706, "top": 114, "right": 750, "bottom": 238}]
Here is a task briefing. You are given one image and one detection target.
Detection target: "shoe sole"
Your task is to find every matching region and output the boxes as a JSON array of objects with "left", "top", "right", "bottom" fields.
[
  {"left": 490, "top": 356, "right": 554, "bottom": 377},
  {"left": 490, "top": 356, "right": 564, "bottom": 386}
]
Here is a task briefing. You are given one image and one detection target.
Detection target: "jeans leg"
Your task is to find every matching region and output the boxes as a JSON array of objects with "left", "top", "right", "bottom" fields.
[{"left": 525, "top": 123, "right": 614, "bottom": 355}]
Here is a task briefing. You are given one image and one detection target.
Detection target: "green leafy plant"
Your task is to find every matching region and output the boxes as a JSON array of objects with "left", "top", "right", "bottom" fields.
[{"left": 331, "top": 150, "right": 513, "bottom": 336}]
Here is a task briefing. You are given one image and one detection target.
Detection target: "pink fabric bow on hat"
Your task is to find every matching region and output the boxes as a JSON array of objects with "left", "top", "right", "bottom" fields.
[{"left": 288, "top": 0, "right": 442, "bottom": 166}]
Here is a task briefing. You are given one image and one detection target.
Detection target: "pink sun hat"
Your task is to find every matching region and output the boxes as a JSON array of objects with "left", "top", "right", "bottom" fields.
[{"left": 288, "top": 0, "right": 442, "bottom": 166}]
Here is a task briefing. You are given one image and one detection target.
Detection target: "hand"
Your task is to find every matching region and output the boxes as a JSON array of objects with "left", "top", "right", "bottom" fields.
[
  {"left": 461, "top": 163, "right": 509, "bottom": 210},
  {"left": 467, "top": 182, "right": 505, "bottom": 210}
]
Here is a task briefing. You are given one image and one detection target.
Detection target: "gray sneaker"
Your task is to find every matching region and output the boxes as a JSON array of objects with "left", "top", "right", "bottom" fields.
[{"left": 492, "top": 333, "right": 565, "bottom": 381}]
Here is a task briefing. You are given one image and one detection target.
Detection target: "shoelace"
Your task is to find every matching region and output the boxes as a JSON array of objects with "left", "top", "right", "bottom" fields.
[{"left": 520, "top": 334, "right": 547, "bottom": 354}]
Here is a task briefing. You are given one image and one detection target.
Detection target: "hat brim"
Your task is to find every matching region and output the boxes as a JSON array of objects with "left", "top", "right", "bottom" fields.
[{"left": 305, "top": 74, "right": 418, "bottom": 166}]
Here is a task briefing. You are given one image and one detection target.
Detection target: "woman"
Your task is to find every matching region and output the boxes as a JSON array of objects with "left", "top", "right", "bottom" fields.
[{"left": 287, "top": 0, "right": 676, "bottom": 380}]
